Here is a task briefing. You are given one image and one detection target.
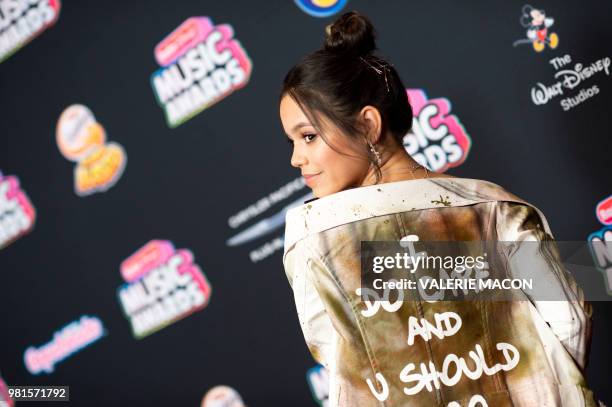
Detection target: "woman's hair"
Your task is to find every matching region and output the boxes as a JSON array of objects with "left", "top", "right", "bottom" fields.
[{"left": 280, "top": 11, "right": 413, "bottom": 182}]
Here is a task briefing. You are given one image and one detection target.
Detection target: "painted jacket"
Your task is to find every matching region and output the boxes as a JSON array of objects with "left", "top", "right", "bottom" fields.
[{"left": 283, "top": 177, "right": 598, "bottom": 407}]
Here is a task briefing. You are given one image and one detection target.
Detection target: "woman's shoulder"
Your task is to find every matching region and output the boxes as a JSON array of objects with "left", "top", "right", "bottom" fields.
[
  {"left": 283, "top": 176, "right": 535, "bottom": 255},
  {"left": 426, "top": 173, "right": 459, "bottom": 180}
]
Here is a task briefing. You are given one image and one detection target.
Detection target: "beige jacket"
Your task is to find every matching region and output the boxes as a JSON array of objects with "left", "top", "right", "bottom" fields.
[{"left": 283, "top": 178, "right": 598, "bottom": 406}]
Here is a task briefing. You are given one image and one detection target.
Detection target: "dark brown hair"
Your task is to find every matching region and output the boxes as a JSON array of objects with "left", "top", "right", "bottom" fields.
[{"left": 280, "top": 11, "right": 413, "bottom": 183}]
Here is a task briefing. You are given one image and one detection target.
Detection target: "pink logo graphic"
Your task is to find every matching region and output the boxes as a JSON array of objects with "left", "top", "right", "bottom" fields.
[
  {"left": 155, "top": 17, "right": 209, "bottom": 67},
  {"left": 0, "top": 0, "right": 61, "bottom": 64},
  {"left": 0, "top": 373, "right": 13, "bottom": 407},
  {"left": 151, "top": 17, "right": 252, "bottom": 128},
  {"left": 120, "top": 239, "right": 176, "bottom": 282},
  {"left": 23, "top": 316, "right": 105, "bottom": 375},
  {"left": 0, "top": 172, "right": 36, "bottom": 249},
  {"left": 117, "top": 240, "right": 212, "bottom": 339},
  {"left": 403, "top": 90, "right": 471, "bottom": 173},
  {"left": 596, "top": 195, "right": 612, "bottom": 225}
]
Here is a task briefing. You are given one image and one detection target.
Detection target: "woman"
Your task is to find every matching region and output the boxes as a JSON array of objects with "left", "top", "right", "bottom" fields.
[{"left": 280, "top": 11, "right": 598, "bottom": 407}]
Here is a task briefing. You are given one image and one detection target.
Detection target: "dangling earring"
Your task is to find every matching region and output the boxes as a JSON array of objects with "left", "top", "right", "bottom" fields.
[{"left": 368, "top": 141, "right": 382, "bottom": 166}]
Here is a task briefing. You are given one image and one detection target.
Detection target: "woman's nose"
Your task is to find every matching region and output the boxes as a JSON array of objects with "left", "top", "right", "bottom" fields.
[{"left": 291, "top": 147, "right": 307, "bottom": 168}]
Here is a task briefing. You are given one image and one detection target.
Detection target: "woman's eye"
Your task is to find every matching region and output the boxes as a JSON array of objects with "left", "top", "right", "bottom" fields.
[{"left": 303, "top": 133, "right": 317, "bottom": 143}]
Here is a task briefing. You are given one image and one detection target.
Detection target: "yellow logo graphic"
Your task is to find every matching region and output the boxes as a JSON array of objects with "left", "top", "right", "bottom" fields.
[{"left": 56, "top": 105, "right": 127, "bottom": 196}]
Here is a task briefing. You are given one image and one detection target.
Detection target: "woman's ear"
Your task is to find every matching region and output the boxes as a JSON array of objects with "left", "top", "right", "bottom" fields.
[{"left": 360, "top": 105, "right": 383, "bottom": 144}]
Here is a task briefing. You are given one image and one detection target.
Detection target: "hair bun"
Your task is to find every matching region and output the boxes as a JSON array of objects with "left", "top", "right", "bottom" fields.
[{"left": 324, "top": 11, "right": 376, "bottom": 57}]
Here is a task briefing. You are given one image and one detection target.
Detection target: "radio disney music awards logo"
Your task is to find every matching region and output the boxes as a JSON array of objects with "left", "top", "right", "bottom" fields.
[
  {"left": 596, "top": 195, "right": 612, "bottom": 226},
  {"left": 201, "top": 385, "right": 246, "bottom": 407},
  {"left": 307, "top": 364, "right": 330, "bottom": 407},
  {"left": 588, "top": 195, "right": 612, "bottom": 295},
  {"left": 530, "top": 54, "right": 610, "bottom": 111},
  {"left": 0, "top": 171, "right": 36, "bottom": 249},
  {"left": 117, "top": 240, "right": 212, "bottom": 339},
  {"left": 294, "top": 0, "right": 348, "bottom": 18},
  {"left": 226, "top": 177, "right": 311, "bottom": 263},
  {"left": 513, "top": 5, "right": 558, "bottom": 52},
  {"left": 0, "top": 0, "right": 61, "bottom": 63},
  {"left": 0, "top": 373, "right": 13, "bottom": 407},
  {"left": 56, "top": 105, "right": 127, "bottom": 196},
  {"left": 403, "top": 89, "right": 471, "bottom": 173},
  {"left": 151, "top": 17, "right": 252, "bottom": 128},
  {"left": 23, "top": 315, "right": 105, "bottom": 375}
]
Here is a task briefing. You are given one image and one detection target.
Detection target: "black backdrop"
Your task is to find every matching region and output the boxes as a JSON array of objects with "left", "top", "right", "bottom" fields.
[{"left": 1, "top": 0, "right": 611, "bottom": 405}]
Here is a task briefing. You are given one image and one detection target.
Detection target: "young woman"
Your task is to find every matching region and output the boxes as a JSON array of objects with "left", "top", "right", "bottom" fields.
[{"left": 280, "top": 11, "right": 598, "bottom": 407}]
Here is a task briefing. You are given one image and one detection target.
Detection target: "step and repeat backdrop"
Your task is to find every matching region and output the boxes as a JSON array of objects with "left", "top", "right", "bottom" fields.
[{"left": 0, "top": 0, "right": 611, "bottom": 406}]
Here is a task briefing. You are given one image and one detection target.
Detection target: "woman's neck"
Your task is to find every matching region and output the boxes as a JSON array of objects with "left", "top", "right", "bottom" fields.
[{"left": 359, "top": 148, "right": 429, "bottom": 187}]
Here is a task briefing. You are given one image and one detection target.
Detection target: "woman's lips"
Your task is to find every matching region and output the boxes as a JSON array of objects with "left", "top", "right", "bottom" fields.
[{"left": 303, "top": 173, "right": 320, "bottom": 185}]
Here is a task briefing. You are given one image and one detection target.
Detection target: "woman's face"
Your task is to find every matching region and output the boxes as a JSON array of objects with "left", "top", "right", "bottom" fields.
[{"left": 280, "top": 95, "right": 369, "bottom": 198}]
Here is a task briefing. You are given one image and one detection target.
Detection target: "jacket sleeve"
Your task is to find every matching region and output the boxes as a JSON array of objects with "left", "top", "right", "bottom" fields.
[
  {"left": 495, "top": 201, "right": 593, "bottom": 370},
  {"left": 284, "top": 244, "right": 335, "bottom": 370}
]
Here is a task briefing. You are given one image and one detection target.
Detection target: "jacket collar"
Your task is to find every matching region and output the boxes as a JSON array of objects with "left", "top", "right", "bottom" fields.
[{"left": 283, "top": 177, "right": 533, "bottom": 257}]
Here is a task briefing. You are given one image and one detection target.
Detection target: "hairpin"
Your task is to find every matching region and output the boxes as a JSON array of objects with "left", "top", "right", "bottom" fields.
[{"left": 359, "top": 56, "right": 390, "bottom": 93}]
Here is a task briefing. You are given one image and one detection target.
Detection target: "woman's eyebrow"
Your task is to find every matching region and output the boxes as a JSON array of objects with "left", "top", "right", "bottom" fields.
[{"left": 291, "top": 122, "right": 312, "bottom": 132}]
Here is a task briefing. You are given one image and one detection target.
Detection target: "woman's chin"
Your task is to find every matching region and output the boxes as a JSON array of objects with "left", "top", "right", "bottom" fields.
[
  {"left": 311, "top": 185, "right": 339, "bottom": 199},
  {"left": 310, "top": 186, "right": 325, "bottom": 199}
]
